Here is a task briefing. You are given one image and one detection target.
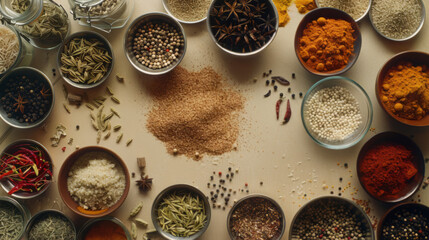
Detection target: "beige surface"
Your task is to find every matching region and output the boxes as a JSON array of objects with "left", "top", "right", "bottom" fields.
[{"left": 1, "top": 0, "right": 429, "bottom": 239}]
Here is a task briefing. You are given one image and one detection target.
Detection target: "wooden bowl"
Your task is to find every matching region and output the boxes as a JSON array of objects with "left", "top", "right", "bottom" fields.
[
  {"left": 294, "top": 7, "right": 362, "bottom": 76},
  {"left": 377, "top": 202, "right": 429, "bottom": 239},
  {"left": 375, "top": 51, "right": 429, "bottom": 126},
  {"left": 357, "top": 132, "right": 425, "bottom": 203},
  {"left": 58, "top": 146, "right": 130, "bottom": 218}
]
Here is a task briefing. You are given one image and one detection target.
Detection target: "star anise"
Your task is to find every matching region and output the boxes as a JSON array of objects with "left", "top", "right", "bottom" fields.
[
  {"left": 13, "top": 94, "right": 28, "bottom": 113},
  {"left": 40, "top": 86, "right": 51, "bottom": 98},
  {"left": 136, "top": 175, "right": 153, "bottom": 191}
]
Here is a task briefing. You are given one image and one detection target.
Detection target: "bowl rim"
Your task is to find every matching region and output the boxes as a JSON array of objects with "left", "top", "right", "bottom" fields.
[
  {"left": 301, "top": 76, "right": 373, "bottom": 149},
  {"left": 123, "top": 12, "right": 187, "bottom": 75},
  {"left": 0, "top": 66, "right": 55, "bottom": 129},
  {"left": 161, "top": 0, "right": 207, "bottom": 24},
  {"left": 356, "top": 131, "right": 425, "bottom": 203},
  {"left": 226, "top": 194, "right": 286, "bottom": 240},
  {"left": 288, "top": 196, "right": 375, "bottom": 239},
  {"left": 376, "top": 202, "right": 429, "bottom": 239},
  {"left": 151, "top": 184, "right": 211, "bottom": 240},
  {"left": 375, "top": 50, "right": 429, "bottom": 126},
  {"left": 57, "top": 31, "right": 114, "bottom": 89},
  {"left": 0, "top": 23, "right": 24, "bottom": 78},
  {"left": 294, "top": 7, "right": 362, "bottom": 76},
  {"left": 314, "top": 0, "right": 373, "bottom": 22},
  {"left": 369, "top": 0, "right": 426, "bottom": 41},
  {"left": 77, "top": 216, "right": 132, "bottom": 240},
  {"left": 57, "top": 146, "right": 130, "bottom": 218},
  {"left": 0, "top": 139, "right": 53, "bottom": 199},
  {"left": 24, "top": 209, "right": 76, "bottom": 240},
  {"left": 206, "top": 0, "right": 279, "bottom": 56},
  {"left": 0, "top": 196, "right": 31, "bottom": 240}
]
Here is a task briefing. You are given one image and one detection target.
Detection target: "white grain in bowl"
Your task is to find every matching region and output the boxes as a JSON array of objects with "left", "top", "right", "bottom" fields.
[{"left": 67, "top": 151, "right": 125, "bottom": 211}]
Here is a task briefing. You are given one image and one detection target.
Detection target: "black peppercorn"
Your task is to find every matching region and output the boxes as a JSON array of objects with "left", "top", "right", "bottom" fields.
[
  {"left": 273, "top": 85, "right": 278, "bottom": 91},
  {"left": 292, "top": 94, "right": 295, "bottom": 99},
  {"left": 265, "top": 80, "right": 269, "bottom": 85}
]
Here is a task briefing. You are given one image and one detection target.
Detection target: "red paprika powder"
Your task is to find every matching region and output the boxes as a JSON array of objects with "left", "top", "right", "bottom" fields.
[{"left": 360, "top": 143, "right": 417, "bottom": 199}]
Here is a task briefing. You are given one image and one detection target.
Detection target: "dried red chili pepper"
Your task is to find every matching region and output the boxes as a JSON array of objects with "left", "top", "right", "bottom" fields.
[
  {"left": 283, "top": 99, "right": 291, "bottom": 124},
  {"left": 0, "top": 144, "right": 52, "bottom": 195},
  {"left": 276, "top": 98, "right": 283, "bottom": 120}
]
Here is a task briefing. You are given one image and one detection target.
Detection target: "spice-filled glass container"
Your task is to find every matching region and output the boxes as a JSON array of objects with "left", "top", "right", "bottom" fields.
[
  {"left": 68, "top": 0, "right": 134, "bottom": 32},
  {"left": 0, "top": 0, "right": 70, "bottom": 50}
]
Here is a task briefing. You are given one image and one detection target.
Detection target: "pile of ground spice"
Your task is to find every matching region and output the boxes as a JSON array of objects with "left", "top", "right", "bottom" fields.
[
  {"left": 146, "top": 66, "right": 244, "bottom": 159},
  {"left": 273, "top": 0, "right": 292, "bottom": 27},
  {"left": 381, "top": 62, "right": 429, "bottom": 120},
  {"left": 295, "top": 0, "right": 316, "bottom": 14}
]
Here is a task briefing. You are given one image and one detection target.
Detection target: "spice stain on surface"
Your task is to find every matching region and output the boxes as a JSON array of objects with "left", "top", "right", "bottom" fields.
[{"left": 146, "top": 66, "right": 245, "bottom": 159}]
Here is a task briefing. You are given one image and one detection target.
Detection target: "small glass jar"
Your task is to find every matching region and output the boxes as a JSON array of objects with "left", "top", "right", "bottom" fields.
[
  {"left": 68, "top": 0, "right": 134, "bottom": 33},
  {"left": 0, "top": 22, "right": 33, "bottom": 77},
  {"left": 0, "top": 0, "right": 70, "bottom": 50}
]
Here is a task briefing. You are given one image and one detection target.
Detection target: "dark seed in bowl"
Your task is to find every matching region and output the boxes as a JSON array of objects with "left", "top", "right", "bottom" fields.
[
  {"left": 0, "top": 73, "right": 52, "bottom": 123},
  {"left": 381, "top": 207, "right": 429, "bottom": 239},
  {"left": 230, "top": 197, "right": 282, "bottom": 240}
]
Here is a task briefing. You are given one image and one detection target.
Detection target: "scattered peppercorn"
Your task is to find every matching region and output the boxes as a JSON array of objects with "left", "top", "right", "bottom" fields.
[
  {"left": 260, "top": 181, "right": 263, "bottom": 185},
  {"left": 273, "top": 85, "right": 278, "bottom": 91},
  {"left": 288, "top": 87, "right": 291, "bottom": 92},
  {"left": 245, "top": 183, "right": 248, "bottom": 187},
  {"left": 299, "top": 92, "right": 303, "bottom": 98},
  {"left": 280, "top": 93, "right": 283, "bottom": 98},
  {"left": 228, "top": 167, "right": 232, "bottom": 171},
  {"left": 339, "top": 177, "right": 343, "bottom": 182},
  {"left": 269, "top": 70, "right": 272, "bottom": 74},
  {"left": 292, "top": 73, "right": 295, "bottom": 79},
  {"left": 76, "top": 125, "right": 80, "bottom": 130},
  {"left": 265, "top": 80, "right": 269, "bottom": 85},
  {"left": 330, "top": 191, "right": 334, "bottom": 194},
  {"left": 219, "top": 171, "right": 222, "bottom": 176},
  {"left": 292, "top": 93, "right": 295, "bottom": 99},
  {"left": 344, "top": 163, "right": 348, "bottom": 168},
  {"left": 271, "top": 79, "right": 275, "bottom": 85},
  {"left": 210, "top": 176, "right": 214, "bottom": 181}
]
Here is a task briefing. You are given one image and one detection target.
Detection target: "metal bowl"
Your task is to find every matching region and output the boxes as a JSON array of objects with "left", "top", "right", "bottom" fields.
[
  {"left": 124, "top": 12, "right": 187, "bottom": 75},
  {"left": 0, "top": 196, "right": 31, "bottom": 240},
  {"left": 369, "top": 0, "right": 425, "bottom": 41},
  {"left": 227, "top": 194, "right": 286, "bottom": 240},
  {"left": 0, "top": 23, "right": 24, "bottom": 78},
  {"left": 0, "top": 139, "right": 53, "bottom": 199},
  {"left": 301, "top": 76, "right": 373, "bottom": 149},
  {"left": 151, "top": 184, "right": 211, "bottom": 240},
  {"left": 25, "top": 209, "right": 76, "bottom": 240},
  {"left": 0, "top": 67, "right": 55, "bottom": 129},
  {"left": 78, "top": 216, "right": 132, "bottom": 239},
  {"left": 57, "top": 31, "right": 114, "bottom": 89},
  {"left": 377, "top": 202, "right": 429, "bottom": 240},
  {"left": 162, "top": 0, "right": 208, "bottom": 24},
  {"left": 289, "top": 196, "right": 375, "bottom": 239},
  {"left": 57, "top": 146, "right": 130, "bottom": 218},
  {"left": 294, "top": 7, "right": 362, "bottom": 76},
  {"left": 206, "top": 0, "right": 279, "bottom": 56},
  {"left": 376, "top": 51, "right": 429, "bottom": 126},
  {"left": 357, "top": 132, "right": 425, "bottom": 203},
  {"left": 314, "top": 0, "right": 372, "bottom": 22}
]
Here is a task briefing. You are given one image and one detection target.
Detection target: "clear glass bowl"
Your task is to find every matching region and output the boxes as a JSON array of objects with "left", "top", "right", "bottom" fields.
[{"left": 301, "top": 76, "right": 373, "bottom": 149}]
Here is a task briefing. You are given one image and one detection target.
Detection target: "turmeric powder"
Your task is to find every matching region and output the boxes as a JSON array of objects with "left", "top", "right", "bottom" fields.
[
  {"left": 298, "top": 17, "right": 356, "bottom": 72},
  {"left": 381, "top": 62, "right": 429, "bottom": 120},
  {"left": 295, "top": 0, "right": 316, "bottom": 13},
  {"left": 273, "top": 0, "right": 292, "bottom": 27}
]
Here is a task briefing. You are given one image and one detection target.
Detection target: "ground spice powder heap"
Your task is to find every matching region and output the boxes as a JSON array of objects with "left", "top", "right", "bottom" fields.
[
  {"left": 381, "top": 62, "right": 429, "bottom": 120},
  {"left": 146, "top": 66, "right": 244, "bottom": 159},
  {"left": 230, "top": 197, "right": 283, "bottom": 240},
  {"left": 299, "top": 17, "right": 355, "bottom": 72}
]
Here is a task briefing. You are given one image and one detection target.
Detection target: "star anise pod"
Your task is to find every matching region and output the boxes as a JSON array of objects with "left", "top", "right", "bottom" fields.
[{"left": 136, "top": 175, "right": 153, "bottom": 191}]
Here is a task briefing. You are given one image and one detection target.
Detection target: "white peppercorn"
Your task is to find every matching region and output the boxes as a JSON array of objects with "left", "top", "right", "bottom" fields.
[{"left": 132, "top": 21, "right": 184, "bottom": 70}]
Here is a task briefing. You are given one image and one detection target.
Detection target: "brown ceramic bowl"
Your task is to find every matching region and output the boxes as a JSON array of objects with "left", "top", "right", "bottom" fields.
[
  {"left": 357, "top": 132, "right": 425, "bottom": 203},
  {"left": 376, "top": 51, "right": 429, "bottom": 126},
  {"left": 58, "top": 146, "right": 130, "bottom": 218},
  {"left": 294, "top": 7, "right": 362, "bottom": 76},
  {"left": 377, "top": 202, "right": 429, "bottom": 240}
]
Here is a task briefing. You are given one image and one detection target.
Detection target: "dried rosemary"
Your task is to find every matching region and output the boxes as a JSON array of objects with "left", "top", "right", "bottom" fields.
[
  {"left": 28, "top": 212, "right": 75, "bottom": 240},
  {"left": 0, "top": 201, "right": 24, "bottom": 240},
  {"left": 60, "top": 37, "right": 112, "bottom": 84},
  {"left": 156, "top": 191, "right": 207, "bottom": 237}
]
